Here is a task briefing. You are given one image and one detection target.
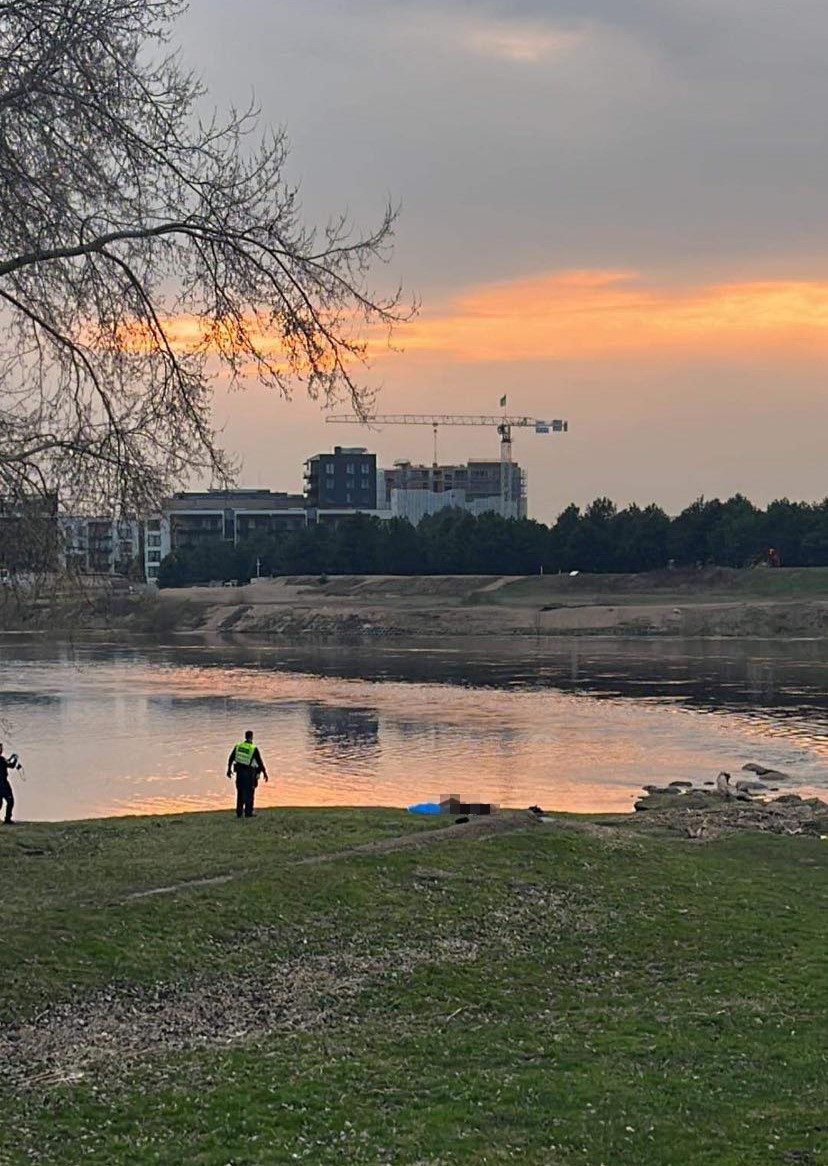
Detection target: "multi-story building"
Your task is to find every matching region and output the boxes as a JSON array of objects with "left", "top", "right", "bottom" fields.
[
  {"left": 304, "top": 447, "right": 377, "bottom": 511},
  {"left": 0, "top": 493, "right": 60, "bottom": 573},
  {"left": 144, "top": 489, "right": 307, "bottom": 582},
  {"left": 61, "top": 517, "right": 142, "bottom": 576},
  {"left": 379, "top": 459, "right": 527, "bottom": 521}
]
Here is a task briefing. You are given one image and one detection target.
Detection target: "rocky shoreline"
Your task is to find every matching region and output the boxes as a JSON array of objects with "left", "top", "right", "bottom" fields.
[{"left": 631, "top": 762, "right": 828, "bottom": 839}]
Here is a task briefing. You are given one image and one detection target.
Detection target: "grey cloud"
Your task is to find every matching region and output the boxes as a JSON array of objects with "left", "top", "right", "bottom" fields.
[
  {"left": 181, "top": 0, "right": 828, "bottom": 290},
  {"left": 177, "top": 0, "right": 826, "bottom": 510}
]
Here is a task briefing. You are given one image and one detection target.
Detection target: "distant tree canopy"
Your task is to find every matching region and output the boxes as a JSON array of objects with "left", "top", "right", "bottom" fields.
[{"left": 157, "top": 495, "right": 828, "bottom": 586}]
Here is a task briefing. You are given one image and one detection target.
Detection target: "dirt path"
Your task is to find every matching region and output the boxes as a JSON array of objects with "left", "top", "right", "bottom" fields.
[
  {"left": 299, "top": 810, "right": 542, "bottom": 864},
  {"left": 110, "top": 814, "right": 540, "bottom": 904},
  {"left": 122, "top": 874, "right": 235, "bottom": 901}
]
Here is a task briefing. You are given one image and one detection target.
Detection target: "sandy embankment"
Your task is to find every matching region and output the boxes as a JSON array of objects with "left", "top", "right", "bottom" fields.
[{"left": 163, "top": 568, "right": 828, "bottom": 639}]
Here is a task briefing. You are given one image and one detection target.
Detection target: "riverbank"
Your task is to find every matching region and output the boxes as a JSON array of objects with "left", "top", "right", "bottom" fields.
[
  {"left": 5, "top": 566, "right": 828, "bottom": 639},
  {"left": 143, "top": 566, "right": 828, "bottom": 639},
  {"left": 1, "top": 806, "right": 825, "bottom": 1164}
]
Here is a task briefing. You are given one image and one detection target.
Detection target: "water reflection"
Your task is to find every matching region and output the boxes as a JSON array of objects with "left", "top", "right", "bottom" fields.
[
  {"left": 0, "top": 635, "right": 825, "bottom": 821},
  {"left": 308, "top": 705, "right": 380, "bottom": 751}
]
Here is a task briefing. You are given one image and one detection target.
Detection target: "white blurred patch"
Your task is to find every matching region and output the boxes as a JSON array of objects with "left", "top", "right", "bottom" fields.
[{"left": 464, "top": 21, "right": 583, "bottom": 63}]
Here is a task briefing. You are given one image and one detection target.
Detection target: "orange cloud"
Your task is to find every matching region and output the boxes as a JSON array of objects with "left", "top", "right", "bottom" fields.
[
  {"left": 397, "top": 270, "right": 828, "bottom": 363},
  {"left": 117, "top": 270, "right": 828, "bottom": 371}
]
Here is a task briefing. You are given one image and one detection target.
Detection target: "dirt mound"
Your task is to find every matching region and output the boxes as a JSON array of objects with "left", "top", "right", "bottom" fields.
[{"left": 631, "top": 789, "right": 828, "bottom": 840}]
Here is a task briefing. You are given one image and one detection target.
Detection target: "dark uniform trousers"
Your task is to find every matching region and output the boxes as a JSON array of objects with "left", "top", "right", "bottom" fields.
[
  {"left": 0, "top": 778, "right": 14, "bottom": 824},
  {"left": 235, "top": 767, "right": 257, "bottom": 817}
]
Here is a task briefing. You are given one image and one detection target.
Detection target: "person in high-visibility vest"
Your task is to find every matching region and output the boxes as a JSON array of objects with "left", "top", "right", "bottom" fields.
[{"left": 226, "top": 730, "right": 269, "bottom": 818}]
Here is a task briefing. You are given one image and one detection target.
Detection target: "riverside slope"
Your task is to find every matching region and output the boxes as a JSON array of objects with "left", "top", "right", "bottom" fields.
[
  {"left": 159, "top": 566, "right": 828, "bottom": 639},
  {"left": 1, "top": 806, "right": 825, "bottom": 1165}
]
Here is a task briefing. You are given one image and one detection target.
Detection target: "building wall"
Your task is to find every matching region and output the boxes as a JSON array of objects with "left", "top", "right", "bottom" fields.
[
  {"left": 0, "top": 494, "right": 60, "bottom": 572},
  {"left": 143, "top": 516, "right": 170, "bottom": 583},
  {"left": 305, "top": 447, "right": 377, "bottom": 509},
  {"left": 382, "top": 459, "right": 526, "bottom": 518},
  {"left": 390, "top": 489, "right": 467, "bottom": 524},
  {"left": 390, "top": 489, "right": 523, "bottom": 525},
  {"left": 315, "top": 508, "right": 392, "bottom": 527},
  {"left": 143, "top": 489, "right": 307, "bottom": 583},
  {"left": 59, "top": 517, "right": 142, "bottom": 576}
]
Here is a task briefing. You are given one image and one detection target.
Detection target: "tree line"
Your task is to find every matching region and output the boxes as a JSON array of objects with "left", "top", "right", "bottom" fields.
[{"left": 157, "top": 495, "right": 828, "bottom": 586}]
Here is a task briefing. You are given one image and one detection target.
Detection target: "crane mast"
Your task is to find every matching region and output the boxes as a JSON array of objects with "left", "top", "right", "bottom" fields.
[{"left": 326, "top": 412, "right": 568, "bottom": 513}]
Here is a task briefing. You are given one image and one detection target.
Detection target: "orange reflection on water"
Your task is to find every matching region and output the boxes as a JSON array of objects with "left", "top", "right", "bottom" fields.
[{"left": 4, "top": 647, "right": 826, "bottom": 822}]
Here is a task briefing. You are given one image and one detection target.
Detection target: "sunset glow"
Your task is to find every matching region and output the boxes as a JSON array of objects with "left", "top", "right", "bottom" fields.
[
  {"left": 152, "top": 271, "right": 828, "bottom": 371},
  {"left": 399, "top": 271, "right": 828, "bottom": 363}
]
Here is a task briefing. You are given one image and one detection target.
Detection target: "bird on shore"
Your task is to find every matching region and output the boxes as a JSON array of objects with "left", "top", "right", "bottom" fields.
[
  {"left": 716, "top": 771, "right": 732, "bottom": 797},
  {"left": 716, "top": 771, "right": 753, "bottom": 802}
]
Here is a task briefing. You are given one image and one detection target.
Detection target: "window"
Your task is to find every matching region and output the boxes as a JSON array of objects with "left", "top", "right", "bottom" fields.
[
  {"left": 326, "top": 464, "right": 335, "bottom": 476},
  {"left": 346, "top": 492, "right": 353, "bottom": 503},
  {"left": 361, "top": 463, "right": 370, "bottom": 475},
  {"left": 346, "top": 463, "right": 355, "bottom": 474}
]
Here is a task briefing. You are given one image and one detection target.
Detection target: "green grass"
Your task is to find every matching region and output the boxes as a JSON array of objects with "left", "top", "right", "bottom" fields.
[
  {"left": 1, "top": 809, "right": 826, "bottom": 1165},
  {"left": 497, "top": 566, "right": 828, "bottom": 607}
]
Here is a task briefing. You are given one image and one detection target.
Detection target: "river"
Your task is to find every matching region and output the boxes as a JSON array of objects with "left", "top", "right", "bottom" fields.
[{"left": 0, "top": 635, "right": 825, "bottom": 821}]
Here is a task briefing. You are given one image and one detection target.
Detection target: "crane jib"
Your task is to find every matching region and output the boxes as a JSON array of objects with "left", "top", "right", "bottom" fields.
[{"left": 326, "top": 414, "right": 568, "bottom": 430}]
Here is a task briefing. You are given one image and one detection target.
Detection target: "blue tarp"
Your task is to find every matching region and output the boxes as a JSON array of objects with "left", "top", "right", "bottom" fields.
[{"left": 407, "top": 802, "right": 443, "bottom": 815}]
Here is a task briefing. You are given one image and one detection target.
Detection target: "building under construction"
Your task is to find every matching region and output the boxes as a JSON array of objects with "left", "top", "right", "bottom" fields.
[
  {"left": 378, "top": 459, "right": 526, "bottom": 522},
  {"left": 326, "top": 411, "right": 568, "bottom": 524}
]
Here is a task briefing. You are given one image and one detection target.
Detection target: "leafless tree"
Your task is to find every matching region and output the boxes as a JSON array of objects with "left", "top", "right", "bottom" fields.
[{"left": 0, "top": 0, "right": 411, "bottom": 521}]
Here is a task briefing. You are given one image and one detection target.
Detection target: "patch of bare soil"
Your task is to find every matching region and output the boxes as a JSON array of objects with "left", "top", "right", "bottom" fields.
[{"left": 2, "top": 939, "right": 480, "bottom": 1089}]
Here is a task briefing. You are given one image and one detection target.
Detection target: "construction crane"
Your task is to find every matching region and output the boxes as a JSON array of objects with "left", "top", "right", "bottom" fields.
[{"left": 326, "top": 412, "right": 569, "bottom": 512}]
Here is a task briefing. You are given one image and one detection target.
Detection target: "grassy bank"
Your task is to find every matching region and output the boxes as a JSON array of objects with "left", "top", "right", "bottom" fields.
[{"left": 2, "top": 808, "right": 826, "bottom": 1165}]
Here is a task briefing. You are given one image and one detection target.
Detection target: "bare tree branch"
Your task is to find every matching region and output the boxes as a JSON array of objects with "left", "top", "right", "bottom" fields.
[{"left": 0, "top": 0, "right": 414, "bottom": 525}]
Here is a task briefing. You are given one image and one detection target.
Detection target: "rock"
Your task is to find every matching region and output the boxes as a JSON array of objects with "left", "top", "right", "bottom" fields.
[
  {"left": 742, "top": 763, "right": 791, "bottom": 780},
  {"left": 669, "top": 781, "right": 693, "bottom": 789},
  {"left": 635, "top": 789, "right": 726, "bottom": 813},
  {"left": 773, "top": 794, "right": 802, "bottom": 804}
]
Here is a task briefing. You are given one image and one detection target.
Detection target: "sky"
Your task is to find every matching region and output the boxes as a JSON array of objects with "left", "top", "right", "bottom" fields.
[{"left": 179, "top": 0, "right": 827, "bottom": 522}]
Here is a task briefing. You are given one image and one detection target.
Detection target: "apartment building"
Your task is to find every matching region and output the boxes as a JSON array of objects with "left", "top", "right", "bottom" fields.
[
  {"left": 61, "top": 516, "right": 142, "bottom": 576},
  {"left": 144, "top": 489, "right": 307, "bottom": 582},
  {"left": 304, "top": 447, "right": 378, "bottom": 511}
]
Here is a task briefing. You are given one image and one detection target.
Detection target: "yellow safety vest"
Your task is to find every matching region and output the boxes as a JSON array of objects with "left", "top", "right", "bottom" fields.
[{"left": 234, "top": 741, "right": 256, "bottom": 768}]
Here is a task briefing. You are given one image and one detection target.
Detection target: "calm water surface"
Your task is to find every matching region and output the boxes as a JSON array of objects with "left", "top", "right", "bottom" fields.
[{"left": 0, "top": 635, "right": 825, "bottom": 820}]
